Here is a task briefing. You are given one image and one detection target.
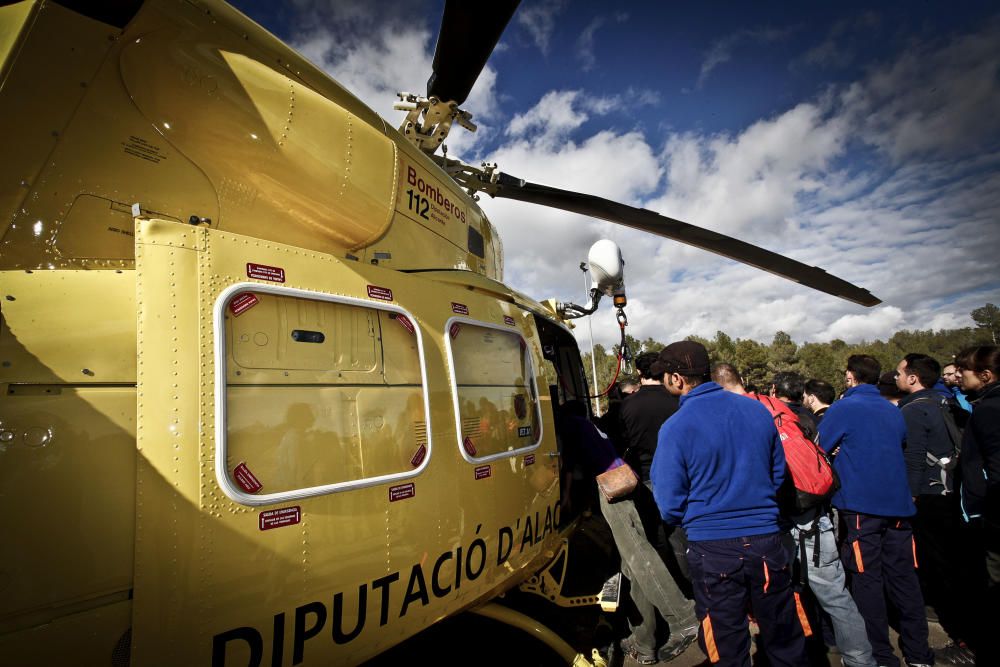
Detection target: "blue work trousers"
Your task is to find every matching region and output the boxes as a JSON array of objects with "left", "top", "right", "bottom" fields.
[
  {"left": 687, "top": 532, "right": 808, "bottom": 667},
  {"left": 838, "top": 511, "right": 933, "bottom": 667}
]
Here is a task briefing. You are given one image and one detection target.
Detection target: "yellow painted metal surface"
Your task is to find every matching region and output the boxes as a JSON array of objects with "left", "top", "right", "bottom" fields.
[
  {"left": 120, "top": 42, "right": 397, "bottom": 251},
  {"left": 0, "top": 385, "right": 135, "bottom": 632},
  {"left": 130, "top": 218, "right": 563, "bottom": 666},
  {"left": 0, "top": 2, "right": 33, "bottom": 78},
  {"left": 0, "top": 269, "right": 136, "bottom": 383},
  {"left": 0, "top": 0, "right": 501, "bottom": 278},
  {"left": 0, "top": 599, "right": 132, "bottom": 665},
  {"left": 0, "top": 1, "right": 118, "bottom": 252}
]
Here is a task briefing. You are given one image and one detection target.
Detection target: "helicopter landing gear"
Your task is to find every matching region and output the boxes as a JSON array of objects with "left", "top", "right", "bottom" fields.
[
  {"left": 469, "top": 602, "right": 608, "bottom": 667},
  {"left": 518, "top": 538, "right": 603, "bottom": 609}
]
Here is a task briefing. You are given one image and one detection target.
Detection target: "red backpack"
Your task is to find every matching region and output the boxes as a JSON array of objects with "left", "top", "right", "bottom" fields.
[{"left": 747, "top": 393, "right": 839, "bottom": 512}]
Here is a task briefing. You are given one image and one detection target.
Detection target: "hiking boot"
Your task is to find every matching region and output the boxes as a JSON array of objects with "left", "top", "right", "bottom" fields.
[
  {"left": 657, "top": 625, "right": 699, "bottom": 662},
  {"left": 620, "top": 636, "right": 658, "bottom": 665}
]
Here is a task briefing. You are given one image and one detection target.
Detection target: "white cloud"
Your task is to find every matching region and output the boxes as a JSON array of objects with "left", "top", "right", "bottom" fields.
[
  {"left": 697, "top": 27, "right": 797, "bottom": 89},
  {"left": 506, "top": 90, "right": 623, "bottom": 142},
  {"left": 576, "top": 17, "right": 605, "bottom": 72},
  {"left": 575, "top": 13, "right": 628, "bottom": 72},
  {"left": 649, "top": 102, "right": 848, "bottom": 237},
  {"left": 515, "top": 0, "right": 568, "bottom": 55},
  {"left": 286, "top": 2, "right": 500, "bottom": 155},
  {"left": 484, "top": 20, "right": 1000, "bottom": 351},
  {"left": 842, "top": 20, "right": 1000, "bottom": 162},
  {"left": 821, "top": 307, "right": 905, "bottom": 341}
]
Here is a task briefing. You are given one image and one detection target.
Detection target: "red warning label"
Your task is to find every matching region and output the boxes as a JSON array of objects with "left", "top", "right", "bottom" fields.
[
  {"left": 503, "top": 315, "right": 516, "bottom": 326},
  {"left": 463, "top": 436, "right": 477, "bottom": 456},
  {"left": 525, "top": 454, "right": 535, "bottom": 466},
  {"left": 449, "top": 322, "right": 462, "bottom": 339},
  {"left": 410, "top": 443, "right": 427, "bottom": 467},
  {"left": 474, "top": 465, "right": 491, "bottom": 480},
  {"left": 396, "top": 314, "right": 415, "bottom": 334},
  {"left": 259, "top": 506, "right": 300, "bottom": 531},
  {"left": 229, "top": 293, "right": 259, "bottom": 317},
  {"left": 233, "top": 462, "right": 263, "bottom": 493},
  {"left": 247, "top": 263, "right": 285, "bottom": 283},
  {"left": 390, "top": 483, "right": 415, "bottom": 502},
  {"left": 367, "top": 285, "right": 393, "bottom": 301},
  {"left": 451, "top": 302, "right": 469, "bottom": 315}
]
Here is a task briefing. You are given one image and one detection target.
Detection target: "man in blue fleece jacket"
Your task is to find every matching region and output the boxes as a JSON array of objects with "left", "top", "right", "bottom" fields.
[
  {"left": 818, "top": 354, "right": 933, "bottom": 667},
  {"left": 650, "top": 341, "right": 807, "bottom": 667}
]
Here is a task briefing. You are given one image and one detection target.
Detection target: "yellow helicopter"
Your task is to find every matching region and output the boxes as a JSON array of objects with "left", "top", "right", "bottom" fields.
[{"left": 0, "top": 1, "right": 879, "bottom": 665}]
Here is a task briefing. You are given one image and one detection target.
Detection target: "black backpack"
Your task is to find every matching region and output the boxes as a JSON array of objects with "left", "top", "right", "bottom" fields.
[{"left": 902, "top": 395, "right": 963, "bottom": 494}]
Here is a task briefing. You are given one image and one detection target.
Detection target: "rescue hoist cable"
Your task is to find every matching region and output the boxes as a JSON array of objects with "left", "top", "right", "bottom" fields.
[{"left": 581, "top": 298, "right": 631, "bottom": 400}]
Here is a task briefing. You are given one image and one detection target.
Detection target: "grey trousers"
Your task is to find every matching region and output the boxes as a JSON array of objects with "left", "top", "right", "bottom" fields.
[
  {"left": 792, "top": 515, "right": 876, "bottom": 667},
  {"left": 599, "top": 490, "right": 696, "bottom": 654}
]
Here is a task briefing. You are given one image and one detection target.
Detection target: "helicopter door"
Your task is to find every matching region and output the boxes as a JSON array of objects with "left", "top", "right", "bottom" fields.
[
  {"left": 131, "top": 218, "right": 437, "bottom": 665},
  {"left": 533, "top": 314, "right": 597, "bottom": 525}
]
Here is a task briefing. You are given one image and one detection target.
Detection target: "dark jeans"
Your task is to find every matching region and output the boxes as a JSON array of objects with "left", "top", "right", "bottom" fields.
[
  {"left": 912, "top": 494, "right": 978, "bottom": 642},
  {"left": 687, "top": 532, "right": 808, "bottom": 667},
  {"left": 839, "top": 512, "right": 933, "bottom": 667}
]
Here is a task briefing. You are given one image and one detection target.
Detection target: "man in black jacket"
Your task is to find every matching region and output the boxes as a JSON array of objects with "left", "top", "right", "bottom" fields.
[
  {"left": 621, "top": 352, "right": 679, "bottom": 480},
  {"left": 896, "top": 353, "right": 975, "bottom": 661}
]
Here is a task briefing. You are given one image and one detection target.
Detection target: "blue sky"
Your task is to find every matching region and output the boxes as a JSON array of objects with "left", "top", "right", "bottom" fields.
[{"left": 230, "top": 0, "right": 1000, "bottom": 348}]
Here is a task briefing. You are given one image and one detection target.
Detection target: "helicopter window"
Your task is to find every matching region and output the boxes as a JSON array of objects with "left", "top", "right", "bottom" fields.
[
  {"left": 467, "top": 226, "right": 485, "bottom": 258},
  {"left": 216, "top": 285, "right": 431, "bottom": 505},
  {"left": 446, "top": 319, "right": 541, "bottom": 463}
]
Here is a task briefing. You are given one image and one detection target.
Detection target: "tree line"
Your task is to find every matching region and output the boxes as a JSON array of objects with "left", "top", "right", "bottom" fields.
[{"left": 582, "top": 303, "right": 1000, "bottom": 402}]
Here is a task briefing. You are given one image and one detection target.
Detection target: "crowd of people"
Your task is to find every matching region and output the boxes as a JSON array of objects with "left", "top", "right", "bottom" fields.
[{"left": 571, "top": 341, "right": 999, "bottom": 667}]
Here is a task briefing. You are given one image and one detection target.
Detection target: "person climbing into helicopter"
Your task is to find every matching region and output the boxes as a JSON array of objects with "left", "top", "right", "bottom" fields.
[
  {"left": 617, "top": 352, "right": 698, "bottom": 664},
  {"left": 555, "top": 400, "right": 698, "bottom": 664}
]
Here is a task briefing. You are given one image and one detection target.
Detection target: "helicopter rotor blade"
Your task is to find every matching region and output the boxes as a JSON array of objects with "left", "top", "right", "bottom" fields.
[
  {"left": 426, "top": 0, "right": 520, "bottom": 105},
  {"left": 491, "top": 175, "right": 880, "bottom": 307}
]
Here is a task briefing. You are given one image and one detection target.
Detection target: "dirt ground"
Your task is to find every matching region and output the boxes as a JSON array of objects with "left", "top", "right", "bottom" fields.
[{"left": 621, "top": 621, "right": 954, "bottom": 667}]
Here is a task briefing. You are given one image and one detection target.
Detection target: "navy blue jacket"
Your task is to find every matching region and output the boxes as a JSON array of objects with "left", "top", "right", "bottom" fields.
[
  {"left": 651, "top": 382, "right": 785, "bottom": 541},
  {"left": 818, "top": 384, "right": 915, "bottom": 517},
  {"left": 899, "top": 388, "right": 959, "bottom": 496}
]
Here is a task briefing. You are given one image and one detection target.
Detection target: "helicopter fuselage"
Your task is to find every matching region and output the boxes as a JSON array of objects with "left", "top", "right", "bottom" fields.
[{"left": 0, "top": 1, "right": 588, "bottom": 664}]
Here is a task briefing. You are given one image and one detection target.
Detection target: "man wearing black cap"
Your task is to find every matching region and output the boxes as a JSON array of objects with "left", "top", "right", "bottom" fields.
[{"left": 650, "top": 340, "right": 808, "bottom": 667}]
